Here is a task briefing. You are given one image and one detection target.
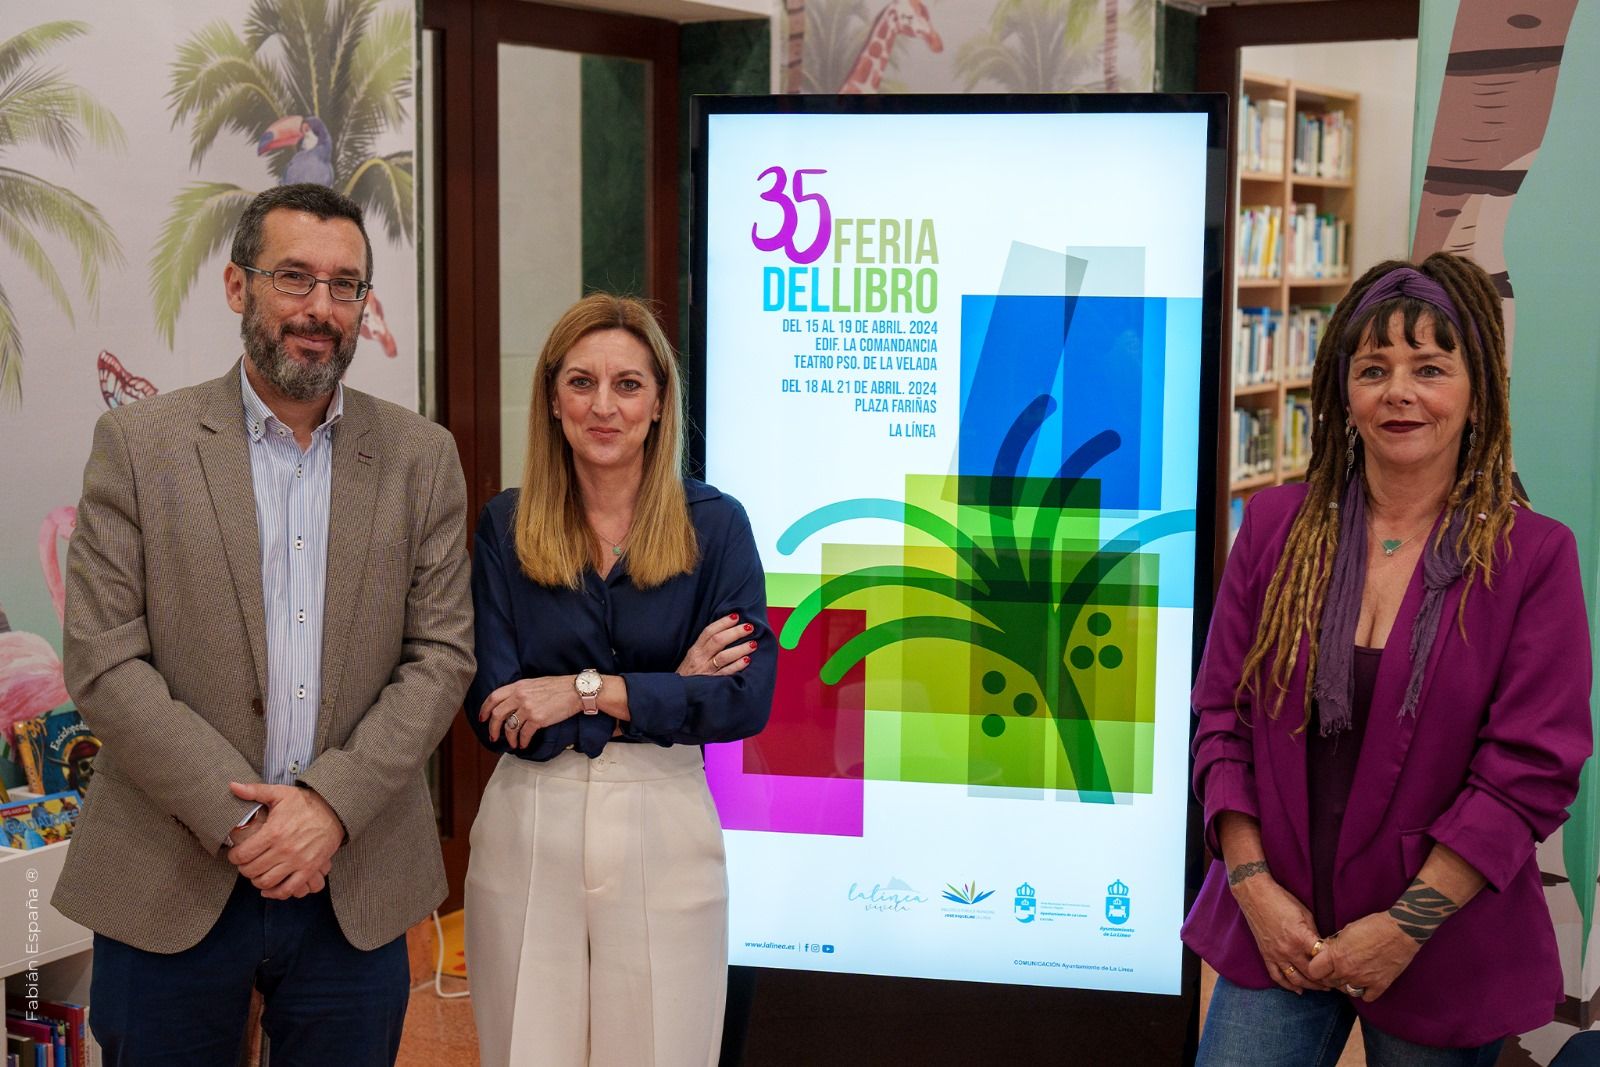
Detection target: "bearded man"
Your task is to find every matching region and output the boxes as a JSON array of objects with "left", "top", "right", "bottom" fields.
[{"left": 54, "top": 184, "right": 474, "bottom": 1064}]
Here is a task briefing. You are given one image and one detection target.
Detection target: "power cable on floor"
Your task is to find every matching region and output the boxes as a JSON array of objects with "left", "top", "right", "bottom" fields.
[{"left": 432, "top": 909, "right": 472, "bottom": 999}]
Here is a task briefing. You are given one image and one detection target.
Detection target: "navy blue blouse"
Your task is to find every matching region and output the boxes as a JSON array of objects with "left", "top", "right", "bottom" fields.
[{"left": 465, "top": 479, "right": 776, "bottom": 760}]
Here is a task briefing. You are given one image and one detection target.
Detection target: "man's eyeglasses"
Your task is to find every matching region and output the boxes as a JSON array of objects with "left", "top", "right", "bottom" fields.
[{"left": 233, "top": 262, "right": 371, "bottom": 302}]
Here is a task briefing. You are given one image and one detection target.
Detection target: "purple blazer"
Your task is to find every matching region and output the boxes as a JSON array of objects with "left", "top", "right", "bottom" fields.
[{"left": 1182, "top": 484, "right": 1592, "bottom": 1046}]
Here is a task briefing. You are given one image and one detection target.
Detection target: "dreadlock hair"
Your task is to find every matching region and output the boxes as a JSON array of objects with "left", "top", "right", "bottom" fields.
[{"left": 1236, "top": 252, "right": 1523, "bottom": 731}]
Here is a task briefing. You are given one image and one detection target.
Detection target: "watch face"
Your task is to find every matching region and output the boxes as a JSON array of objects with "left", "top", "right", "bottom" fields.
[{"left": 576, "top": 669, "right": 602, "bottom": 696}]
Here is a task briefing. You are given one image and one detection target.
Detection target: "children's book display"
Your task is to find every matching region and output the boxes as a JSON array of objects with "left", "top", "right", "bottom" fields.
[
  {"left": 0, "top": 792, "right": 81, "bottom": 851},
  {"left": 12, "top": 711, "right": 99, "bottom": 798}
]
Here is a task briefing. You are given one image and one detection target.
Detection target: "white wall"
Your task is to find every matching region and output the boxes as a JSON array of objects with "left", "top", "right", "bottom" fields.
[{"left": 1242, "top": 38, "right": 1419, "bottom": 277}]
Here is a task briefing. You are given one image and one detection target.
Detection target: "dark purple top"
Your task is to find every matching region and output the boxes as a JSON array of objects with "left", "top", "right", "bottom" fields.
[{"left": 1309, "top": 645, "right": 1381, "bottom": 936}]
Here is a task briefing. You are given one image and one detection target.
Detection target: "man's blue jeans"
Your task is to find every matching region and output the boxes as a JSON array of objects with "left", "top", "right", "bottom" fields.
[
  {"left": 1198, "top": 975, "right": 1506, "bottom": 1067},
  {"left": 89, "top": 875, "right": 410, "bottom": 1066}
]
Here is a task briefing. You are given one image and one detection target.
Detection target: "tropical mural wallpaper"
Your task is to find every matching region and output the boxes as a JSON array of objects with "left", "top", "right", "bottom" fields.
[
  {"left": 153, "top": 0, "right": 412, "bottom": 351},
  {"left": 0, "top": 21, "right": 125, "bottom": 408},
  {"left": 0, "top": 0, "right": 416, "bottom": 788},
  {"left": 789, "top": 0, "right": 1157, "bottom": 96}
]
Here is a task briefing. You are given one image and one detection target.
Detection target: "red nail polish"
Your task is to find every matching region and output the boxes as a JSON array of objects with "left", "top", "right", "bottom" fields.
[
  {"left": 744, "top": 623, "right": 753, "bottom": 632},
  {"left": 730, "top": 613, "right": 739, "bottom": 622},
  {"left": 749, "top": 641, "right": 757, "bottom": 649},
  {"left": 742, "top": 656, "right": 750, "bottom": 664}
]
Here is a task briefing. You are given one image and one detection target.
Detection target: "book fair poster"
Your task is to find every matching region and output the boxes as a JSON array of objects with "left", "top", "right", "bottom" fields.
[{"left": 696, "top": 99, "right": 1221, "bottom": 995}]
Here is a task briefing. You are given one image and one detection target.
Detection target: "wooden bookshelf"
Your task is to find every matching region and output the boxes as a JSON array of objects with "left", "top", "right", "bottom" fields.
[{"left": 1228, "top": 73, "right": 1359, "bottom": 529}]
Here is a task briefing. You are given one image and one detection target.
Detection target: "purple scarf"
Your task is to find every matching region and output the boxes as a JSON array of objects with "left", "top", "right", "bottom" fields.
[{"left": 1312, "top": 477, "right": 1467, "bottom": 734}]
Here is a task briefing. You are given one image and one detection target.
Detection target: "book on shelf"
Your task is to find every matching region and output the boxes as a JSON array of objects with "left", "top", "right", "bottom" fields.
[
  {"left": 6, "top": 995, "right": 93, "bottom": 1067},
  {"left": 3, "top": 1011, "right": 62, "bottom": 1067},
  {"left": 1237, "top": 205, "right": 1282, "bottom": 280},
  {"left": 1287, "top": 203, "right": 1349, "bottom": 279},
  {"left": 1293, "top": 108, "right": 1354, "bottom": 181},
  {"left": 1234, "top": 307, "right": 1283, "bottom": 388},
  {"left": 1287, "top": 304, "right": 1332, "bottom": 380},
  {"left": 0, "top": 791, "right": 81, "bottom": 850},
  {"left": 13, "top": 709, "right": 99, "bottom": 798},
  {"left": 1230, "top": 406, "right": 1276, "bottom": 483},
  {"left": 1240, "top": 94, "right": 1286, "bottom": 175},
  {"left": 1283, "top": 391, "right": 1313, "bottom": 471}
]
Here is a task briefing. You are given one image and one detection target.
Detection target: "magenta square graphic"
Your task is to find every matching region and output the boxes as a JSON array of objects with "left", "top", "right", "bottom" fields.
[{"left": 706, "top": 607, "right": 866, "bottom": 837}]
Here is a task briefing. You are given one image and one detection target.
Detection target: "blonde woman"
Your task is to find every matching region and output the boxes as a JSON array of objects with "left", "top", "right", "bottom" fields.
[{"left": 464, "top": 293, "right": 775, "bottom": 1066}]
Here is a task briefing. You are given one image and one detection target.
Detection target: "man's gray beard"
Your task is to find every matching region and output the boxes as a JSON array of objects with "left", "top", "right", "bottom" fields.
[{"left": 241, "top": 292, "right": 357, "bottom": 402}]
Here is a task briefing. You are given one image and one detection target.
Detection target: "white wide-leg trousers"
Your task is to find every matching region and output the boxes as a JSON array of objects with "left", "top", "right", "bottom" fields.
[{"left": 465, "top": 744, "right": 729, "bottom": 1067}]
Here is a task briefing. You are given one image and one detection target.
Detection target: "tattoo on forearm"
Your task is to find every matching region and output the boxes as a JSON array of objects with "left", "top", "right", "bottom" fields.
[
  {"left": 1387, "top": 878, "right": 1460, "bottom": 945},
  {"left": 1228, "top": 860, "right": 1270, "bottom": 887}
]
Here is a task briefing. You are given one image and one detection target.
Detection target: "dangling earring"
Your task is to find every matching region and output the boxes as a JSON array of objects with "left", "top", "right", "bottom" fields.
[
  {"left": 1344, "top": 421, "right": 1357, "bottom": 481},
  {"left": 1468, "top": 422, "right": 1478, "bottom": 451}
]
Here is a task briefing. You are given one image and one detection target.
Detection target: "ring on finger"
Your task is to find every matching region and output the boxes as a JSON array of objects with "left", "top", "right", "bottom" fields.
[
  {"left": 1281, "top": 964, "right": 1298, "bottom": 978},
  {"left": 505, "top": 711, "right": 521, "bottom": 733},
  {"left": 1343, "top": 983, "right": 1365, "bottom": 997},
  {"left": 1311, "top": 939, "right": 1325, "bottom": 956}
]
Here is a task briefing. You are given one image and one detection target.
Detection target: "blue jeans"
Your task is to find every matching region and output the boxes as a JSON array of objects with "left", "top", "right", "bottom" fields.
[
  {"left": 90, "top": 876, "right": 410, "bottom": 1066},
  {"left": 1198, "top": 975, "right": 1505, "bottom": 1067}
]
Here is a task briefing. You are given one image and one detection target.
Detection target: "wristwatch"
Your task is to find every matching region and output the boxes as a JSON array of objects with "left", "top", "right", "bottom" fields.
[{"left": 575, "top": 668, "right": 603, "bottom": 715}]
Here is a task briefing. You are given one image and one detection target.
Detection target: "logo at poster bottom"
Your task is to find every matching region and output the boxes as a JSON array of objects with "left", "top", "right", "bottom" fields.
[
  {"left": 846, "top": 877, "right": 928, "bottom": 913},
  {"left": 1098, "top": 878, "right": 1135, "bottom": 938},
  {"left": 1014, "top": 882, "right": 1037, "bottom": 923},
  {"left": 1105, "top": 879, "right": 1131, "bottom": 926}
]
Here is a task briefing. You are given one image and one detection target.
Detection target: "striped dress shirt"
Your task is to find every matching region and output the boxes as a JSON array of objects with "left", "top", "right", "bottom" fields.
[{"left": 241, "top": 363, "right": 343, "bottom": 786}]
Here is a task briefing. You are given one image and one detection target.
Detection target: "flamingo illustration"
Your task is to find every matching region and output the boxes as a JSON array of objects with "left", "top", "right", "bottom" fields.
[
  {"left": 0, "top": 507, "right": 76, "bottom": 740},
  {"left": 97, "top": 350, "right": 158, "bottom": 409},
  {"left": 361, "top": 291, "right": 399, "bottom": 357}
]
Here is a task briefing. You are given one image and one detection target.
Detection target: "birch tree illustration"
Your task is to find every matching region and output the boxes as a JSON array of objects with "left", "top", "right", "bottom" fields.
[{"left": 1410, "top": 0, "right": 1580, "bottom": 369}]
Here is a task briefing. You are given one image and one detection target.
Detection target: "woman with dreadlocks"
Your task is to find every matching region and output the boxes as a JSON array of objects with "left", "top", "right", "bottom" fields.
[{"left": 1184, "top": 253, "right": 1591, "bottom": 1063}]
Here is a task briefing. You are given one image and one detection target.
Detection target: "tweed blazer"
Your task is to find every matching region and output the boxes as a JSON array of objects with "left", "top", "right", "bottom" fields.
[
  {"left": 1182, "top": 483, "right": 1592, "bottom": 1046},
  {"left": 53, "top": 365, "right": 474, "bottom": 953}
]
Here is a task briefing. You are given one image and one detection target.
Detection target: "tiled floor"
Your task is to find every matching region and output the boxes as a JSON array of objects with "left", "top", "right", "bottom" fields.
[
  {"left": 398, "top": 975, "right": 478, "bottom": 1066},
  {"left": 398, "top": 915, "right": 479, "bottom": 1067}
]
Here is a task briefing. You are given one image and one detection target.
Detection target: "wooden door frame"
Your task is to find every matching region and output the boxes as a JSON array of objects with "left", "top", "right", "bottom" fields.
[
  {"left": 420, "top": 0, "right": 681, "bottom": 911},
  {"left": 1197, "top": 0, "right": 1420, "bottom": 586}
]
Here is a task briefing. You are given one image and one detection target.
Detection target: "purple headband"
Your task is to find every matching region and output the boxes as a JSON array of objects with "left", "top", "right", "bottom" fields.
[{"left": 1339, "top": 267, "right": 1469, "bottom": 403}]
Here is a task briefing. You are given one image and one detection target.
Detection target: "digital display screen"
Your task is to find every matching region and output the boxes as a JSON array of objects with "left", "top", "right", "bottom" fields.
[{"left": 693, "top": 95, "right": 1223, "bottom": 996}]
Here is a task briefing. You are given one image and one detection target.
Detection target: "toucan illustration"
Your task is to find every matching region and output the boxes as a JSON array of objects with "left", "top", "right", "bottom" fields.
[{"left": 258, "top": 114, "right": 334, "bottom": 186}]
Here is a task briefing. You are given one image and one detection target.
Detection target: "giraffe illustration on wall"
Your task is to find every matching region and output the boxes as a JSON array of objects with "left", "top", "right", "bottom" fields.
[{"left": 838, "top": 0, "right": 943, "bottom": 94}]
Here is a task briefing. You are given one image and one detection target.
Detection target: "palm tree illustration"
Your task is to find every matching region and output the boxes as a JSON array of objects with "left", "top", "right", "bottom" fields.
[
  {"left": 802, "top": 0, "right": 873, "bottom": 95},
  {"left": 778, "top": 396, "right": 1194, "bottom": 802},
  {"left": 953, "top": 0, "right": 1102, "bottom": 93},
  {"left": 1102, "top": 0, "right": 1156, "bottom": 92},
  {"left": 149, "top": 0, "right": 413, "bottom": 347},
  {"left": 0, "top": 21, "right": 126, "bottom": 406}
]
